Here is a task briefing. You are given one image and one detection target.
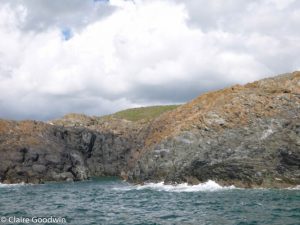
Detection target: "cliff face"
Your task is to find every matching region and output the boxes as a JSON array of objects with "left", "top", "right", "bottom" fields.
[
  {"left": 127, "top": 72, "right": 300, "bottom": 187},
  {"left": 0, "top": 119, "right": 144, "bottom": 183},
  {"left": 0, "top": 72, "right": 299, "bottom": 187}
]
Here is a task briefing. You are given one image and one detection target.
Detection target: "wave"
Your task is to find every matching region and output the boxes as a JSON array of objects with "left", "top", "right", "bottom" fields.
[
  {"left": 115, "top": 180, "right": 236, "bottom": 192},
  {"left": 286, "top": 185, "right": 300, "bottom": 190},
  {"left": 0, "top": 182, "right": 26, "bottom": 188}
]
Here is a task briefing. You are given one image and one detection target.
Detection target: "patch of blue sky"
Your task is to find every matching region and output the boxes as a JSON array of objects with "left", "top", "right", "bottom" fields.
[{"left": 61, "top": 28, "right": 73, "bottom": 41}]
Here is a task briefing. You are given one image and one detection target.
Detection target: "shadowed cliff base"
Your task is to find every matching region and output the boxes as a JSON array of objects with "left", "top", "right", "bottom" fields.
[{"left": 0, "top": 71, "right": 299, "bottom": 188}]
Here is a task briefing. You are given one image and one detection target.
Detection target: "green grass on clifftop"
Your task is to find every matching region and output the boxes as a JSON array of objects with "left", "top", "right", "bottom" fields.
[{"left": 112, "top": 105, "right": 179, "bottom": 122}]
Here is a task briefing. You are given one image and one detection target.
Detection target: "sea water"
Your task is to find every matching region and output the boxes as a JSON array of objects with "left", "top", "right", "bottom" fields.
[{"left": 0, "top": 177, "right": 299, "bottom": 225}]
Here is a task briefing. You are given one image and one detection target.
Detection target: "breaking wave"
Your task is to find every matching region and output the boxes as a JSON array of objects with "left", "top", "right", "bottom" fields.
[
  {"left": 115, "top": 180, "right": 236, "bottom": 192},
  {"left": 286, "top": 185, "right": 300, "bottom": 190},
  {"left": 0, "top": 182, "right": 25, "bottom": 188}
]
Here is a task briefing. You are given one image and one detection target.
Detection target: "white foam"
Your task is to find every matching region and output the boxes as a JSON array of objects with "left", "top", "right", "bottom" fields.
[
  {"left": 0, "top": 182, "right": 25, "bottom": 188},
  {"left": 115, "top": 180, "right": 236, "bottom": 192},
  {"left": 286, "top": 185, "right": 300, "bottom": 190}
]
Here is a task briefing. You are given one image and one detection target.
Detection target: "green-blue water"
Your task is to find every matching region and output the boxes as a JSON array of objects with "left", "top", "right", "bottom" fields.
[{"left": 0, "top": 178, "right": 299, "bottom": 225}]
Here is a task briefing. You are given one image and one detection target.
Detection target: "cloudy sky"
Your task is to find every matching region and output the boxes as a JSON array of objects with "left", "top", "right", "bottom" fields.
[{"left": 0, "top": 0, "right": 299, "bottom": 120}]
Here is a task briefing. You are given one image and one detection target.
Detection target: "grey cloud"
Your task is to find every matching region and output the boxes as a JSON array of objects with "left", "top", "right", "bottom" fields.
[
  {"left": 128, "top": 80, "right": 231, "bottom": 104},
  {"left": 1, "top": 0, "right": 115, "bottom": 31},
  {"left": 0, "top": 93, "right": 131, "bottom": 121}
]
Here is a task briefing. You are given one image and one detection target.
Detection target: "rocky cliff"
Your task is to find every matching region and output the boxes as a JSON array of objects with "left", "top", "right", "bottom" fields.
[
  {"left": 0, "top": 72, "right": 299, "bottom": 187},
  {"left": 127, "top": 71, "right": 300, "bottom": 188},
  {"left": 0, "top": 118, "right": 145, "bottom": 183}
]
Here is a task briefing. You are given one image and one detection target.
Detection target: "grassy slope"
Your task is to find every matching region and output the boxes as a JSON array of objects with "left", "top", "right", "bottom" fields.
[
  {"left": 111, "top": 105, "right": 180, "bottom": 122},
  {"left": 52, "top": 105, "right": 181, "bottom": 127}
]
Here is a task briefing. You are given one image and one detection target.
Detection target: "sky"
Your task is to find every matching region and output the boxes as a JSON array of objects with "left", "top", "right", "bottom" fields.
[{"left": 0, "top": 0, "right": 299, "bottom": 120}]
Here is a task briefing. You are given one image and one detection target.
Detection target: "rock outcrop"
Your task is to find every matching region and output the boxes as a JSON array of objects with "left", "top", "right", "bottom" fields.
[
  {"left": 0, "top": 72, "right": 299, "bottom": 187},
  {"left": 127, "top": 72, "right": 300, "bottom": 187},
  {"left": 0, "top": 119, "right": 145, "bottom": 183}
]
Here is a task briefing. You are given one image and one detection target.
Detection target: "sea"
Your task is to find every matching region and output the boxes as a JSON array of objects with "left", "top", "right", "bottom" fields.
[{"left": 0, "top": 177, "right": 299, "bottom": 225}]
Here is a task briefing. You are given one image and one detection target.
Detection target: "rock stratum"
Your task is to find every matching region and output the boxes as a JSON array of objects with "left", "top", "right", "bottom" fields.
[{"left": 0, "top": 72, "right": 299, "bottom": 188}]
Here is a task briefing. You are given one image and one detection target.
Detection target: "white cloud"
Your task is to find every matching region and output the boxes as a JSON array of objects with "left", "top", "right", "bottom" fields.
[{"left": 0, "top": 0, "right": 299, "bottom": 120}]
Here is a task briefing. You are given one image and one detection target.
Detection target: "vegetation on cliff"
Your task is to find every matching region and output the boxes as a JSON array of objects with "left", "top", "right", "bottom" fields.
[{"left": 109, "top": 105, "right": 179, "bottom": 122}]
